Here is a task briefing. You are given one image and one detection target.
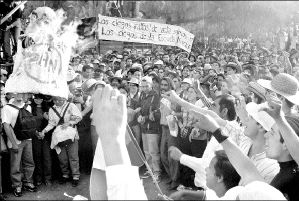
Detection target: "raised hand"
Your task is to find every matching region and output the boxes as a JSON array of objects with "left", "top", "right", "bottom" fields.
[
  {"left": 92, "top": 84, "right": 127, "bottom": 143},
  {"left": 235, "top": 95, "right": 249, "bottom": 124},
  {"left": 189, "top": 110, "right": 220, "bottom": 133},
  {"left": 161, "top": 90, "right": 182, "bottom": 105},
  {"left": 261, "top": 95, "right": 283, "bottom": 120}
]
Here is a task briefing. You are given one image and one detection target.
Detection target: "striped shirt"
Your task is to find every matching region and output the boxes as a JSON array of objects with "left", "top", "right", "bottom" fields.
[{"left": 239, "top": 136, "right": 280, "bottom": 184}]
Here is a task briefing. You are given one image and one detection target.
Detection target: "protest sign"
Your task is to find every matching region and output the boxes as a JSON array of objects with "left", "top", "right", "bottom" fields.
[{"left": 97, "top": 15, "right": 194, "bottom": 52}]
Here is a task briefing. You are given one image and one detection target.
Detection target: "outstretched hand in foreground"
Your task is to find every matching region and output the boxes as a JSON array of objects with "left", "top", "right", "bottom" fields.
[{"left": 92, "top": 84, "right": 130, "bottom": 166}]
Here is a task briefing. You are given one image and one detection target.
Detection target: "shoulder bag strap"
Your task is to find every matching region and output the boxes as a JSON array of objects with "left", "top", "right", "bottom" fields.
[
  {"left": 51, "top": 106, "right": 62, "bottom": 119},
  {"left": 7, "top": 104, "right": 20, "bottom": 110},
  {"left": 60, "top": 103, "right": 70, "bottom": 121}
]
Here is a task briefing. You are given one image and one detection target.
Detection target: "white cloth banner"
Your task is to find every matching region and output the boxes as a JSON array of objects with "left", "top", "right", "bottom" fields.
[{"left": 98, "top": 15, "right": 194, "bottom": 52}]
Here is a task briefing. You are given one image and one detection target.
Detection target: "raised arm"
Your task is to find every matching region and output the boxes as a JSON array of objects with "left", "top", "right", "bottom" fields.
[
  {"left": 191, "top": 110, "right": 264, "bottom": 185},
  {"left": 90, "top": 85, "right": 147, "bottom": 200},
  {"left": 162, "top": 90, "right": 227, "bottom": 127},
  {"left": 263, "top": 96, "right": 299, "bottom": 165}
]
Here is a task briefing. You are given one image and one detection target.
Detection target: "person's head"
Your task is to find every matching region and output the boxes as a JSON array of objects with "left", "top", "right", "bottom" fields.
[
  {"left": 128, "top": 77, "right": 139, "bottom": 95},
  {"left": 264, "top": 115, "right": 299, "bottom": 162},
  {"left": 1, "top": 69, "right": 8, "bottom": 83},
  {"left": 172, "top": 77, "right": 181, "bottom": 90},
  {"left": 140, "top": 76, "right": 152, "bottom": 94},
  {"left": 82, "top": 65, "right": 94, "bottom": 79},
  {"left": 160, "top": 77, "right": 174, "bottom": 94},
  {"left": 162, "top": 54, "right": 170, "bottom": 63},
  {"left": 158, "top": 68, "right": 164, "bottom": 78},
  {"left": 187, "top": 87, "right": 198, "bottom": 102},
  {"left": 110, "top": 77, "right": 122, "bottom": 88},
  {"left": 33, "top": 94, "right": 44, "bottom": 105},
  {"left": 206, "top": 150, "right": 241, "bottom": 196},
  {"left": 118, "top": 85, "right": 128, "bottom": 96},
  {"left": 126, "top": 58, "right": 133, "bottom": 67},
  {"left": 14, "top": 93, "right": 29, "bottom": 102},
  {"left": 182, "top": 66, "right": 190, "bottom": 78},
  {"left": 181, "top": 80, "right": 191, "bottom": 92},
  {"left": 53, "top": 96, "right": 66, "bottom": 107},
  {"left": 226, "top": 65, "right": 237, "bottom": 75},
  {"left": 212, "top": 94, "right": 236, "bottom": 121}
]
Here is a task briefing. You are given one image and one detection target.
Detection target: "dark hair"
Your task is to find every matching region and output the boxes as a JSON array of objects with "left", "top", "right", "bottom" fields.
[
  {"left": 252, "top": 92, "right": 264, "bottom": 104},
  {"left": 285, "top": 98, "right": 295, "bottom": 109},
  {"left": 217, "top": 94, "right": 236, "bottom": 121},
  {"left": 82, "top": 65, "right": 93, "bottom": 72},
  {"left": 280, "top": 115, "right": 299, "bottom": 143},
  {"left": 161, "top": 77, "right": 175, "bottom": 91},
  {"left": 214, "top": 150, "right": 241, "bottom": 190}
]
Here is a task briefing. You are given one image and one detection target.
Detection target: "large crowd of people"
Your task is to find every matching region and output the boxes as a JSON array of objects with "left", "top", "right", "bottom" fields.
[
  {"left": 1, "top": 0, "right": 299, "bottom": 200},
  {"left": 1, "top": 34, "right": 299, "bottom": 200}
]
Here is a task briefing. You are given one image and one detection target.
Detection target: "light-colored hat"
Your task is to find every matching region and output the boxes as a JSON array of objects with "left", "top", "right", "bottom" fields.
[
  {"left": 81, "top": 79, "right": 98, "bottom": 92},
  {"left": 246, "top": 102, "right": 275, "bottom": 131},
  {"left": 238, "top": 181, "right": 286, "bottom": 200},
  {"left": 1, "top": 69, "right": 8, "bottom": 75},
  {"left": 257, "top": 73, "right": 299, "bottom": 105},
  {"left": 154, "top": 60, "right": 163, "bottom": 65},
  {"left": 204, "top": 63, "right": 212, "bottom": 70},
  {"left": 182, "top": 78, "right": 193, "bottom": 85},
  {"left": 128, "top": 77, "right": 140, "bottom": 86},
  {"left": 67, "top": 69, "right": 77, "bottom": 82},
  {"left": 247, "top": 82, "right": 266, "bottom": 101},
  {"left": 141, "top": 76, "right": 152, "bottom": 84},
  {"left": 132, "top": 63, "right": 143, "bottom": 69}
]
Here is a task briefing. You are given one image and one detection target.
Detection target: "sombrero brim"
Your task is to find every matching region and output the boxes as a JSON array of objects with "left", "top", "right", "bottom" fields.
[{"left": 257, "top": 79, "right": 299, "bottom": 105}]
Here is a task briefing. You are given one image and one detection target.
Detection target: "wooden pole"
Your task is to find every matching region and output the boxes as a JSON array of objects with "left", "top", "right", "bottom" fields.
[{"left": 0, "top": 1, "right": 27, "bottom": 25}]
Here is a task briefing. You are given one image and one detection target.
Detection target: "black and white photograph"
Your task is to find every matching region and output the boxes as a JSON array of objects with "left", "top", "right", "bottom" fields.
[{"left": 0, "top": 1, "right": 299, "bottom": 200}]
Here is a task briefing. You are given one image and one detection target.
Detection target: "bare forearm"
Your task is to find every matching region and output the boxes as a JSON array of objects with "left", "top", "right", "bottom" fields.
[
  {"left": 276, "top": 116, "right": 299, "bottom": 165},
  {"left": 102, "top": 140, "right": 131, "bottom": 167},
  {"left": 221, "top": 138, "right": 263, "bottom": 185},
  {"left": 3, "top": 123, "right": 17, "bottom": 146}
]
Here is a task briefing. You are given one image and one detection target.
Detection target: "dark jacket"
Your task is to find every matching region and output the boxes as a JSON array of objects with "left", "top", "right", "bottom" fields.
[
  {"left": 128, "top": 91, "right": 141, "bottom": 127},
  {"left": 139, "top": 90, "right": 161, "bottom": 134}
]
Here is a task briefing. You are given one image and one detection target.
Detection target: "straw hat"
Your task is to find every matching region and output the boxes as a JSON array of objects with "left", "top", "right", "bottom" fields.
[
  {"left": 128, "top": 77, "right": 140, "bottom": 86},
  {"left": 257, "top": 73, "right": 299, "bottom": 105},
  {"left": 246, "top": 102, "right": 275, "bottom": 131},
  {"left": 247, "top": 82, "right": 266, "bottom": 101},
  {"left": 81, "top": 79, "right": 98, "bottom": 92}
]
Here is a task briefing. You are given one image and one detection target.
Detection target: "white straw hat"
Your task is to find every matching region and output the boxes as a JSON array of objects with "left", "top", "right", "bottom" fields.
[{"left": 257, "top": 73, "right": 299, "bottom": 105}]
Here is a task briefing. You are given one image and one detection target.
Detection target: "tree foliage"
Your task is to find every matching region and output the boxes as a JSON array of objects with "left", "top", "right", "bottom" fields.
[{"left": 22, "top": 1, "right": 299, "bottom": 38}]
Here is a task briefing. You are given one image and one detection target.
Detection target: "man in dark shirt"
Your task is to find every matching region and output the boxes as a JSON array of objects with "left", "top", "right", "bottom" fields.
[
  {"left": 0, "top": 0, "right": 22, "bottom": 62},
  {"left": 265, "top": 115, "right": 299, "bottom": 201}
]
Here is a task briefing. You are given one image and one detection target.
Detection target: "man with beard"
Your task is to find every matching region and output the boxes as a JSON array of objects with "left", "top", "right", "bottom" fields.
[{"left": 159, "top": 77, "right": 180, "bottom": 189}]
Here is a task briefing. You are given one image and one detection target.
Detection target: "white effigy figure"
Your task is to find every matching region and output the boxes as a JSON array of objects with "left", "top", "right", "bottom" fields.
[{"left": 5, "top": 7, "right": 79, "bottom": 98}]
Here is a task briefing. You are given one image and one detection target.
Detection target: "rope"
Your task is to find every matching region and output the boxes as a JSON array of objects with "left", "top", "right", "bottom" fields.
[{"left": 126, "top": 124, "right": 172, "bottom": 200}]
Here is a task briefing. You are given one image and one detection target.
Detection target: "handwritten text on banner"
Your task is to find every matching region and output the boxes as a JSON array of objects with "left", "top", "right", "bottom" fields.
[{"left": 98, "top": 15, "right": 194, "bottom": 52}]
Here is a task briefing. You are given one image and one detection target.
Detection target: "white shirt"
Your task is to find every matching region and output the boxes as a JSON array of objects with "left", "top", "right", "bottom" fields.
[
  {"left": 238, "top": 137, "right": 279, "bottom": 184},
  {"left": 1, "top": 102, "right": 32, "bottom": 148},
  {"left": 43, "top": 102, "right": 82, "bottom": 138},
  {"left": 206, "top": 186, "right": 245, "bottom": 200},
  {"left": 105, "top": 165, "right": 147, "bottom": 200},
  {"left": 180, "top": 120, "right": 243, "bottom": 188}
]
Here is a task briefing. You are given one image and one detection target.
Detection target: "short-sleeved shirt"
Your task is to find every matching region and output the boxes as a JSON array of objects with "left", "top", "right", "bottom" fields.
[{"left": 1, "top": 102, "right": 32, "bottom": 148}]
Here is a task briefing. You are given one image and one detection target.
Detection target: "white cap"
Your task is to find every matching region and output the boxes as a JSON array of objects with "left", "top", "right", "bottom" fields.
[
  {"left": 154, "top": 60, "right": 163, "bottom": 65},
  {"left": 182, "top": 78, "right": 193, "bottom": 85},
  {"left": 246, "top": 102, "right": 275, "bottom": 131},
  {"left": 141, "top": 76, "right": 152, "bottom": 84}
]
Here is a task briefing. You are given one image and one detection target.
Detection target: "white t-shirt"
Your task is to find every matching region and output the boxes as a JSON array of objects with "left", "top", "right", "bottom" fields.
[{"left": 1, "top": 102, "right": 32, "bottom": 148}]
